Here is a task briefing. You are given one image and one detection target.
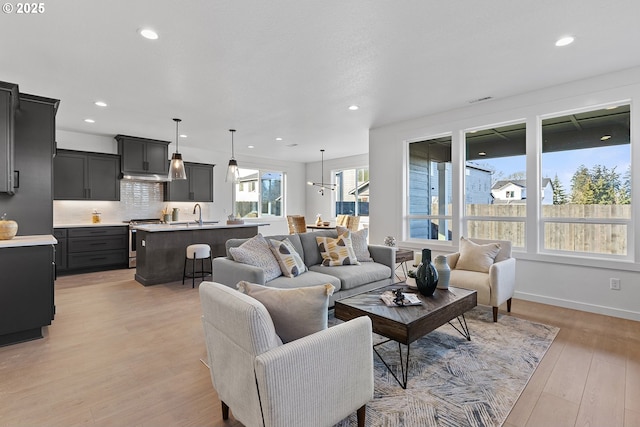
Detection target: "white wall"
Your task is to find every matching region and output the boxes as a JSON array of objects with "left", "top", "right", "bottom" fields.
[
  {"left": 370, "top": 66, "right": 640, "bottom": 321},
  {"left": 55, "top": 130, "right": 306, "bottom": 236}
]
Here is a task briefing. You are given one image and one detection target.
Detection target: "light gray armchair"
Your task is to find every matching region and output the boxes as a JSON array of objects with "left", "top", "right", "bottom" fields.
[
  {"left": 199, "top": 281, "right": 374, "bottom": 427},
  {"left": 447, "top": 238, "right": 516, "bottom": 322}
]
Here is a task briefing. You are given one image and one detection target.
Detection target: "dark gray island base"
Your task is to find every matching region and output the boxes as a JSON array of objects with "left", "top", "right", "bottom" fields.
[{"left": 134, "top": 223, "right": 268, "bottom": 285}]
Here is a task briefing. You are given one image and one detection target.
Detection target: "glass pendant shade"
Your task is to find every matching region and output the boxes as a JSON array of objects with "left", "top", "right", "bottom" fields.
[
  {"left": 226, "top": 159, "right": 238, "bottom": 183},
  {"left": 225, "top": 129, "right": 238, "bottom": 183},
  {"left": 168, "top": 118, "right": 187, "bottom": 180},
  {"left": 169, "top": 152, "right": 187, "bottom": 180}
]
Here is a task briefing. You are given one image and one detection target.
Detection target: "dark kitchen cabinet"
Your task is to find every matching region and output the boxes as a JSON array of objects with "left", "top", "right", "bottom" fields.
[
  {"left": 165, "top": 162, "right": 214, "bottom": 202},
  {"left": 0, "top": 82, "right": 18, "bottom": 194},
  {"left": 53, "top": 150, "right": 120, "bottom": 201},
  {"left": 60, "top": 226, "right": 128, "bottom": 273},
  {"left": 116, "top": 134, "right": 169, "bottom": 175},
  {"left": 0, "top": 82, "right": 58, "bottom": 347},
  {"left": 53, "top": 228, "right": 67, "bottom": 273},
  {"left": 0, "top": 244, "right": 55, "bottom": 346}
]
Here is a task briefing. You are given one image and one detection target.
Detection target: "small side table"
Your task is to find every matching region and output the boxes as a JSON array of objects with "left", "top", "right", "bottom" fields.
[{"left": 394, "top": 248, "right": 414, "bottom": 280}]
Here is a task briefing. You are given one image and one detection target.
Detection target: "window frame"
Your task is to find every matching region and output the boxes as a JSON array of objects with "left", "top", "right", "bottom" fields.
[
  {"left": 333, "top": 166, "right": 370, "bottom": 218},
  {"left": 462, "top": 120, "right": 528, "bottom": 248},
  {"left": 399, "top": 103, "right": 640, "bottom": 269},
  {"left": 404, "top": 133, "right": 454, "bottom": 243},
  {"left": 234, "top": 168, "right": 285, "bottom": 219},
  {"left": 538, "top": 103, "right": 633, "bottom": 260}
]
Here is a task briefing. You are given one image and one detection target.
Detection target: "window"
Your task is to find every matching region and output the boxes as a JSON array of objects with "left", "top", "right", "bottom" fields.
[
  {"left": 464, "top": 122, "right": 527, "bottom": 247},
  {"left": 407, "top": 136, "right": 452, "bottom": 241},
  {"left": 541, "top": 104, "right": 631, "bottom": 256},
  {"left": 235, "top": 168, "right": 283, "bottom": 218},
  {"left": 334, "top": 167, "right": 369, "bottom": 217}
]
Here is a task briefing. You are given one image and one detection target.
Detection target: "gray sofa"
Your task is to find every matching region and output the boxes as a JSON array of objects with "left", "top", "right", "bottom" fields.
[{"left": 212, "top": 229, "right": 395, "bottom": 305}]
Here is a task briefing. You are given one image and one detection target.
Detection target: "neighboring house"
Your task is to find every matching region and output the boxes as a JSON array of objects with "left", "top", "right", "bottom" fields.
[
  {"left": 465, "top": 163, "right": 494, "bottom": 204},
  {"left": 491, "top": 178, "right": 553, "bottom": 204}
]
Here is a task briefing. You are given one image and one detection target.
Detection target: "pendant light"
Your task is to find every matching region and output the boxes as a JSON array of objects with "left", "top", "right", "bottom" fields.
[
  {"left": 225, "top": 129, "right": 239, "bottom": 183},
  {"left": 168, "top": 118, "right": 187, "bottom": 180},
  {"left": 307, "top": 149, "right": 336, "bottom": 195}
]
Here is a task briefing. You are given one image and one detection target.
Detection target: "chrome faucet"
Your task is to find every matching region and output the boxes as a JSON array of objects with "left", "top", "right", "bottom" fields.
[{"left": 193, "top": 203, "right": 202, "bottom": 226}]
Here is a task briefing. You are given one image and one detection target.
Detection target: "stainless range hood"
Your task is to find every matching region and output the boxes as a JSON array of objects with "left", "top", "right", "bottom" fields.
[{"left": 119, "top": 173, "right": 171, "bottom": 182}]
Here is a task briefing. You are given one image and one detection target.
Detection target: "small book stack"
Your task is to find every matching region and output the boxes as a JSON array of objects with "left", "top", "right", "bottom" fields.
[{"left": 380, "top": 290, "right": 422, "bottom": 307}]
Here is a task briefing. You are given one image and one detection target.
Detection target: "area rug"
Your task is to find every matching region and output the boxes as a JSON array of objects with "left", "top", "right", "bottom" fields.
[{"left": 331, "top": 306, "right": 559, "bottom": 427}]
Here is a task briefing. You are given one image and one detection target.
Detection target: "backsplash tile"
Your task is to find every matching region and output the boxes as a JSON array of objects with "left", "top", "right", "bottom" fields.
[{"left": 54, "top": 181, "right": 212, "bottom": 225}]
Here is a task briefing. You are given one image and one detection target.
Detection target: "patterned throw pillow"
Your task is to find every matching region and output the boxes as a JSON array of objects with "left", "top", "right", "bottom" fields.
[
  {"left": 229, "top": 234, "right": 282, "bottom": 281},
  {"left": 336, "top": 226, "right": 372, "bottom": 262},
  {"left": 237, "top": 281, "right": 335, "bottom": 343},
  {"left": 269, "top": 238, "right": 307, "bottom": 277},
  {"left": 316, "top": 234, "right": 360, "bottom": 266}
]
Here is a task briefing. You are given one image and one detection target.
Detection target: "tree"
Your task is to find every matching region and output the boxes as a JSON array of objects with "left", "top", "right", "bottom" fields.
[
  {"left": 570, "top": 165, "right": 595, "bottom": 204},
  {"left": 552, "top": 174, "right": 568, "bottom": 205},
  {"left": 618, "top": 165, "right": 631, "bottom": 204},
  {"left": 570, "top": 164, "right": 628, "bottom": 205}
]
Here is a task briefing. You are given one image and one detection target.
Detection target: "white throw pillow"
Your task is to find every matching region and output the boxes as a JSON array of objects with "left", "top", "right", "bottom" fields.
[
  {"left": 456, "top": 236, "right": 501, "bottom": 273},
  {"left": 269, "top": 238, "right": 307, "bottom": 277},
  {"left": 229, "top": 234, "right": 282, "bottom": 281},
  {"left": 236, "top": 281, "right": 335, "bottom": 343},
  {"left": 336, "top": 226, "right": 372, "bottom": 262}
]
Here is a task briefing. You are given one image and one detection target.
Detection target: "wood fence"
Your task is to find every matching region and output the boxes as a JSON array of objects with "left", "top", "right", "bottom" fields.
[{"left": 464, "top": 204, "right": 630, "bottom": 255}]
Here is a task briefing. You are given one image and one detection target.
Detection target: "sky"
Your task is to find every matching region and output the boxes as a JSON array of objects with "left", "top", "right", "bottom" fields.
[{"left": 475, "top": 144, "right": 631, "bottom": 192}]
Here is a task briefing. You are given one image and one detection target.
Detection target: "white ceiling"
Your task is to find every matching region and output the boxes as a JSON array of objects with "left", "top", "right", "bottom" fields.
[{"left": 2, "top": 0, "right": 640, "bottom": 163}]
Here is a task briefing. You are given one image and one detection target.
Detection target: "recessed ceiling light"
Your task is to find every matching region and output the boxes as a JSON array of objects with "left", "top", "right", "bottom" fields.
[
  {"left": 555, "top": 36, "right": 574, "bottom": 47},
  {"left": 94, "top": 101, "right": 107, "bottom": 107},
  {"left": 348, "top": 105, "right": 359, "bottom": 111},
  {"left": 478, "top": 151, "right": 487, "bottom": 156},
  {"left": 84, "top": 118, "right": 95, "bottom": 123},
  {"left": 139, "top": 28, "right": 159, "bottom": 40},
  {"left": 248, "top": 145, "right": 255, "bottom": 149},
  {"left": 179, "top": 134, "right": 187, "bottom": 138},
  {"left": 275, "top": 137, "right": 283, "bottom": 141},
  {"left": 601, "top": 135, "right": 612, "bottom": 141}
]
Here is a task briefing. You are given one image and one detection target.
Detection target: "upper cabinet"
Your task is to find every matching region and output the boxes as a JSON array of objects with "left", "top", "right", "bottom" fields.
[
  {"left": 165, "top": 162, "right": 214, "bottom": 202},
  {"left": 0, "top": 82, "right": 19, "bottom": 195},
  {"left": 54, "top": 150, "right": 120, "bottom": 200},
  {"left": 116, "top": 134, "right": 169, "bottom": 175}
]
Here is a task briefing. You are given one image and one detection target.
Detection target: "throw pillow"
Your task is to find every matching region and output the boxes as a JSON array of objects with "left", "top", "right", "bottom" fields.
[
  {"left": 456, "top": 236, "right": 501, "bottom": 273},
  {"left": 236, "top": 281, "right": 335, "bottom": 343},
  {"left": 269, "top": 238, "right": 307, "bottom": 278},
  {"left": 336, "top": 226, "right": 372, "bottom": 262},
  {"left": 316, "top": 234, "right": 360, "bottom": 266},
  {"left": 229, "top": 234, "right": 282, "bottom": 281}
]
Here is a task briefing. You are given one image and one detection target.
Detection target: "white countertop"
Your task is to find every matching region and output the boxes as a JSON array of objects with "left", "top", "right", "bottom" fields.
[
  {"left": 54, "top": 222, "right": 128, "bottom": 228},
  {"left": 0, "top": 234, "right": 57, "bottom": 248},
  {"left": 134, "top": 222, "right": 270, "bottom": 232}
]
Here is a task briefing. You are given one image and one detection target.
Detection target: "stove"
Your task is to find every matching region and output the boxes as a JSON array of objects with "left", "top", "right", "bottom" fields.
[{"left": 126, "top": 218, "right": 163, "bottom": 268}]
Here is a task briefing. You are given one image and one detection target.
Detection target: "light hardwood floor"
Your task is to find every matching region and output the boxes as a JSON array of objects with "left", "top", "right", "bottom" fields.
[{"left": 1, "top": 269, "right": 638, "bottom": 427}]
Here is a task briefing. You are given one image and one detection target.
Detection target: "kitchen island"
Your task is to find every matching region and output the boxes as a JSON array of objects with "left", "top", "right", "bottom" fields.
[{"left": 133, "top": 222, "right": 269, "bottom": 285}]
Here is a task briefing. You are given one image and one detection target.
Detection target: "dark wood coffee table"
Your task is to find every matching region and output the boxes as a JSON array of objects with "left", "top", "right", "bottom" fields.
[{"left": 335, "top": 284, "right": 477, "bottom": 388}]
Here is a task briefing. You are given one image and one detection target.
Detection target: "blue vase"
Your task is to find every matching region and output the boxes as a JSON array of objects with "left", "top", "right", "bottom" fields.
[{"left": 415, "top": 248, "right": 438, "bottom": 296}]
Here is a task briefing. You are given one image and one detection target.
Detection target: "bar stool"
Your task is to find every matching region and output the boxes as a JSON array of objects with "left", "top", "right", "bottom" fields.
[{"left": 183, "top": 244, "right": 212, "bottom": 288}]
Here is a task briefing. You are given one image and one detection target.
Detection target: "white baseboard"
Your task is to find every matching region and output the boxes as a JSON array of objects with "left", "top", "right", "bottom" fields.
[{"left": 513, "top": 291, "right": 640, "bottom": 322}]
